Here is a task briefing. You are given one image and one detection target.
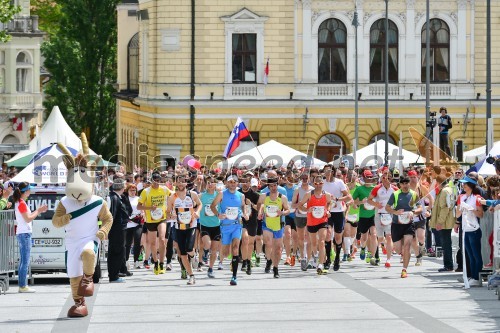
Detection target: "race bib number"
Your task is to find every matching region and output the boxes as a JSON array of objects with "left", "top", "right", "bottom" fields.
[
  {"left": 266, "top": 205, "right": 279, "bottom": 218},
  {"left": 225, "top": 207, "right": 239, "bottom": 220},
  {"left": 312, "top": 206, "right": 325, "bottom": 219},
  {"left": 364, "top": 203, "right": 375, "bottom": 210},
  {"left": 245, "top": 204, "right": 252, "bottom": 216},
  {"left": 178, "top": 211, "right": 192, "bottom": 224},
  {"left": 204, "top": 205, "right": 215, "bottom": 217},
  {"left": 151, "top": 208, "right": 164, "bottom": 220},
  {"left": 380, "top": 213, "right": 392, "bottom": 226},
  {"left": 346, "top": 213, "right": 358, "bottom": 222},
  {"left": 398, "top": 212, "right": 411, "bottom": 224}
]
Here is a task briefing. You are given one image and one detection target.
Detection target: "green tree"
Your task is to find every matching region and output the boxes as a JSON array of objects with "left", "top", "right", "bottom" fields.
[
  {"left": 42, "top": 0, "right": 119, "bottom": 159},
  {"left": 30, "top": 0, "right": 62, "bottom": 37},
  {"left": 0, "top": 0, "right": 21, "bottom": 43}
]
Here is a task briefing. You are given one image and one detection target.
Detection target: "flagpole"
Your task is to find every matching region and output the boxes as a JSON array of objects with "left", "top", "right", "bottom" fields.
[{"left": 247, "top": 133, "right": 265, "bottom": 161}]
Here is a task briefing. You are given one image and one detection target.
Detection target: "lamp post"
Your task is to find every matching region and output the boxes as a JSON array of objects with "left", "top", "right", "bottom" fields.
[
  {"left": 352, "top": 6, "right": 360, "bottom": 164},
  {"left": 384, "top": 0, "right": 389, "bottom": 166},
  {"left": 486, "top": 0, "right": 492, "bottom": 154},
  {"left": 425, "top": 0, "right": 432, "bottom": 164}
]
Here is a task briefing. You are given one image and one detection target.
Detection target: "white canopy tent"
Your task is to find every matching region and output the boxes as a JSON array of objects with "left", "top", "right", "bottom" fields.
[
  {"left": 347, "top": 139, "right": 424, "bottom": 168},
  {"left": 477, "top": 142, "right": 500, "bottom": 176},
  {"left": 9, "top": 144, "right": 78, "bottom": 184},
  {"left": 219, "top": 140, "right": 326, "bottom": 169},
  {"left": 463, "top": 141, "right": 500, "bottom": 163},
  {"left": 6, "top": 106, "right": 96, "bottom": 165}
]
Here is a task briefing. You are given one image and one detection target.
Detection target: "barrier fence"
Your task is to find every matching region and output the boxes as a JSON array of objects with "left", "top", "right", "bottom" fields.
[{"left": 0, "top": 210, "right": 16, "bottom": 294}]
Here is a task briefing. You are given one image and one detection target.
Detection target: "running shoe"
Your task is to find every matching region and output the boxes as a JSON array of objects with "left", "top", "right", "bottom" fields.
[
  {"left": 290, "top": 255, "right": 296, "bottom": 267},
  {"left": 359, "top": 248, "right": 366, "bottom": 261},
  {"left": 385, "top": 261, "right": 391, "bottom": 268},
  {"left": 241, "top": 260, "right": 247, "bottom": 271},
  {"left": 218, "top": 262, "right": 223, "bottom": 270},
  {"left": 207, "top": 268, "right": 215, "bottom": 278},
  {"left": 347, "top": 255, "right": 353, "bottom": 262},
  {"left": 365, "top": 252, "right": 372, "bottom": 263},
  {"left": 342, "top": 254, "right": 348, "bottom": 262},
  {"left": 192, "top": 256, "right": 199, "bottom": 270},
  {"left": 415, "top": 256, "right": 422, "bottom": 266},
  {"left": 246, "top": 263, "right": 252, "bottom": 275},
  {"left": 181, "top": 269, "right": 187, "bottom": 280},
  {"left": 382, "top": 245, "right": 387, "bottom": 255},
  {"left": 401, "top": 269, "right": 408, "bottom": 278},
  {"left": 370, "top": 258, "right": 378, "bottom": 266},
  {"left": 166, "top": 263, "right": 172, "bottom": 271},
  {"left": 317, "top": 267, "right": 328, "bottom": 275},
  {"left": 427, "top": 248, "right": 436, "bottom": 257},
  {"left": 134, "top": 261, "right": 142, "bottom": 269},
  {"left": 284, "top": 257, "right": 291, "bottom": 266},
  {"left": 18, "top": 286, "right": 36, "bottom": 293},
  {"left": 187, "top": 275, "right": 195, "bottom": 285},
  {"left": 307, "top": 260, "right": 314, "bottom": 270},
  {"left": 333, "top": 262, "right": 340, "bottom": 272},
  {"left": 330, "top": 249, "right": 336, "bottom": 262},
  {"left": 138, "top": 250, "right": 144, "bottom": 262},
  {"left": 324, "top": 261, "right": 331, "bottom": 270},
  {"left": 255, "top": 256, "right": 261, "bottom": 267},
  {"left": 159, "top": 263, "right": 165, "bottom": 274},
  {"left": 273, "top": 267, "right": 280, "bottom": 278},
  {"left": 251, "top": 251, "right": 257, "bottom": 262},
  {"left": 144, "top": 260, "right": 150, "bottom": 269},
  {"left": 230, "top": 277, "right": 237, "bottom": 286},
  {"left": 418, "top": 244, "right": 425, "bottom": 257},
  {"left": 301, "top": 258, "right": 308, "bottom": 271},
  {"left": 154, "top": 262, "right": 160, "bottom": 275},
  {"left": 197, "top": 264, "right": 204, "bottom": 272},
  {"left": 202, "top": 251, "right": 209, "bottom": 265},
  {"left": 265, "top": 260, "right": 272, "bottom": 273}
]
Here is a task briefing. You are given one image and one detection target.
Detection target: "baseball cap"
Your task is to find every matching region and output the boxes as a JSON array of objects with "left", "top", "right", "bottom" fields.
[
  {"left": 151, "top": 172, "right": 161, "bottom": 181},
  {"left": 250, "top": 178, "right": 258, "bottom": 187},
  {"left": 458, "top": 176, "right": 478, "bottom": 185},
  {"left": 363, "top": 170, "right": 373, "bottom": 178},
  {"left": 226, "top": 174, "right": 239, "bottom": 182},
  {"left": 407, "top": 170, "right": 418, "bottom": 177}
]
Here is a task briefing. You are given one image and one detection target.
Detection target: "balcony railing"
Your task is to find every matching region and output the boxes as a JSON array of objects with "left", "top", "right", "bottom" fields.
[
  {"left": 0, "top": 16, "right": 42, "bottom": 35},
  {"left": 0, "top": 93, "right": 43, "bottom": 109}
]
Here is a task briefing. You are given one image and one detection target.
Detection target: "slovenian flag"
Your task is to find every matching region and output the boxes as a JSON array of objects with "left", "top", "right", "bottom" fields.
[
  {"left": 223, "top": 117, "right": 250, "bottom": 158},
  {"left": 263, "top": 57, "right": 269, "bottom": 84}
]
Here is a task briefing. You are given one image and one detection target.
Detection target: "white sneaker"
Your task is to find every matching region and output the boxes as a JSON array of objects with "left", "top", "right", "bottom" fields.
[
  {"left": 192, "top": 256, "right": 199, "bottom": 270},
  {"left": 18, "top": 286, "right": 36, "bottom": 293},
  {"left": 134, "top": 261, "right": 142, "bottom": 269},
  {"left": 218, "top": 262, "right": 224, "bottom": 270},
  {"left": 468, "top": 279, "right": 481, "bottom": 287}
]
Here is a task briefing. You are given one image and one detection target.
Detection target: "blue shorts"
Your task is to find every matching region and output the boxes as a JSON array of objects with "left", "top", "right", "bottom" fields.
[
  {"left": 262, "top": 222, "right": 284, "bottom": 239},
  {"left": 220, "top": 223, "right": 242, "bottom": 245}
]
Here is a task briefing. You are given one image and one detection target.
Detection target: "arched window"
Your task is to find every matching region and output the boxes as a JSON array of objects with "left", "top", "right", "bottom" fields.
[
  {"left": 2, "top": 134, "right": 19, "bottom": 144},
  {"left": 318, "top": 19, "right": 347, "bottom": 82},
  {"left": 369, "top": 19, "right": 398, "bottom": 82},
  {"left": 128, "top": 33, "right": 139, "bottom": 91},
  {"left": 421, "top": 19, "right": 450, "bottom": 82},
  {"left": 316, "top": 133, "right": 347, "bottom": 163},
  {"left": 368, "top": 133, "right": 397, "bottom": 145},
  {"left": 16, "top": 51, "right": 32, "bottom": 93}
]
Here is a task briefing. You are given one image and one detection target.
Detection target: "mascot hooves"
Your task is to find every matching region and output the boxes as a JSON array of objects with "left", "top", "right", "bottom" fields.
[
  {"left": 77, "top": 274, "right": 94, "bottom": 297},
  {"left": 67, "top": 298, "right": 88, "bottom": 318}
]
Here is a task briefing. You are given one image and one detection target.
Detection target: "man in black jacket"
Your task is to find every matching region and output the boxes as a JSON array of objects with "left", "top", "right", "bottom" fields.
[
  {"left": 438, "top": 107, "right": 452, "bottom": 157},
  {"left": 108, "top": 178, "right": 132, "bottom": 282}
]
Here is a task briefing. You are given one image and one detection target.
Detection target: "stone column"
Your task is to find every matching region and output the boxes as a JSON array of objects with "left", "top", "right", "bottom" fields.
[
  {"left": 302, "top": 0, "right": 313, "bottom": 83},
  {"left": 457, "top": 0, "right": 467, "bottom": 82}
]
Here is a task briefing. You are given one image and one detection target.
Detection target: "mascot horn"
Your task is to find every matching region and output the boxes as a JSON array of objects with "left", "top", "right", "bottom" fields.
[{"left": 52, "top": 133, "right": 113, "bottom": 318}]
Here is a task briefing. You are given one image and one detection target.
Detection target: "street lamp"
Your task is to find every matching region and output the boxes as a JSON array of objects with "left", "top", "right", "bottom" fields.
[
  {"left": 486, "top": 0, "right": 492, "bottom": 155},
  {"left": 384, "top": 0, "right": 389, "bottom": 166},
  {"left": 352, "top": 6, "right": 360, "bottom": 164}
]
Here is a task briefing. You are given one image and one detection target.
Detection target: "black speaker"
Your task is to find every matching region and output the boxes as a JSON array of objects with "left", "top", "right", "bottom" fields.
[{"left": 454, "top": 139, "right": 464, "bottom": 162}]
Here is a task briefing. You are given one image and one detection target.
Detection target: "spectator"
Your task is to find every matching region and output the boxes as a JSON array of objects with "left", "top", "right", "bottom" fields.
[
  {"left": 124, "top": 184, "right": 143, "bottom": 269},
  {"left": 438, "top": 106, "right": 452, "bottom": 157},
  {"left": 0, "top": 183, "right": 13, "bottom": 210}
]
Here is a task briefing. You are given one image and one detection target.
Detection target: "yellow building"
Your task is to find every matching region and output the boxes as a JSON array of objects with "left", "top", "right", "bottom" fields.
[{"left": 115, "top": 0, "right": 499, "bottom": 170}]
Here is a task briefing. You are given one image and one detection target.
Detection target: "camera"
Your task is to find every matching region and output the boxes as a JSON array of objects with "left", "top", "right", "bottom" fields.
[
  {"left": 486, "top": 155, "right": 498, "bottom": 164},
  {"left": 429, "top": 111, "right": 437, "bottom": 117}
]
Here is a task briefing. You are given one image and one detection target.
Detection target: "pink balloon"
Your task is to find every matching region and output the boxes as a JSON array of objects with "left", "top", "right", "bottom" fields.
[{"left": 188, "top": 159, "right": 201, "bottom": 170}]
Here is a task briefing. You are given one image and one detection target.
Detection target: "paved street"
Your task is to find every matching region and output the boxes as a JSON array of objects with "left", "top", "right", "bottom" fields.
[{"left": 0, "top": 255, "right": 499, "bottom": 333}]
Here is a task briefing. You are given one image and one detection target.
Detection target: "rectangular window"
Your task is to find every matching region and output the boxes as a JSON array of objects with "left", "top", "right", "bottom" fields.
[
  {"left": 232, "top": 34, "right": 256, "bottom": 83},
  {"left": 16, "top": 68, "right": 28, "bottom": 92}
]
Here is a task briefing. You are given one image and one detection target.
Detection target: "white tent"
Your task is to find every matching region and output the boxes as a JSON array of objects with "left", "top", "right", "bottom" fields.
[
  {"left": 347, "top": 139, "right": 424, "bottom": 168},
  {"left": 9, "top": 144, "right": 78, "bottom": 184},
  {"left": 464, "top": 141, "right": 500, "bottom": 163},
  {"left": 219, "top": 140, "right": 326, "bottom": 169},
  {"left": 6, "top": 106, "right": 96, "bottom": 165},
  {"left": 477, "top": 142, "right": 500, "bottom": 176}
]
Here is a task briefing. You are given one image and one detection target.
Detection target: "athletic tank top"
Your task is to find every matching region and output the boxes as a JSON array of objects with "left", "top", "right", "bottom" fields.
[
  {"left": 295, "top": 185, "right": 314, "bottom": 218},
  {"left": 307, "top": 191, "right": 328, "bottom": 226},
  {"left": 284, "top": 185, "right": 296, "bottom": 218},
  {"left": 173, "top": 192, "right": 196, "bottom": 230},
  {"left": 219, "top": 189, "right": 243, "bottom": 225},
  {"left": 199, "top": 191, "right": 220, "bottom": 227},
  {"left": 264, "top": 193, "right": 283, "bottom": 231}
]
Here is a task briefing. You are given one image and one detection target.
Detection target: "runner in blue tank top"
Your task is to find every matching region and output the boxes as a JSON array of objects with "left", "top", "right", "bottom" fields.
[{"left": 211, "top": 174, "right": 248, "bottom": 286}]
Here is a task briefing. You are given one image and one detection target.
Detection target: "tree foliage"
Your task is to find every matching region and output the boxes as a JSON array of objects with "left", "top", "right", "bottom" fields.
[
  {"left": 42, "top": 0, "right": 119, "bottom": 159},
  {"left": 30, "top": 0, "right": 62, "bottom": 37},
  {"left": 0, "top": 0, "right": 21, "bottom": 43}
]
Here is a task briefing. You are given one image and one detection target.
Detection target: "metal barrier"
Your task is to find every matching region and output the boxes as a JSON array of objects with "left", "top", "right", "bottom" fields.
[
  {"left": 0, "top": 210, "right": 16, "bottom": 294},
  {"left": 494, "top": 210, "right": 500, "bottom": 270}
]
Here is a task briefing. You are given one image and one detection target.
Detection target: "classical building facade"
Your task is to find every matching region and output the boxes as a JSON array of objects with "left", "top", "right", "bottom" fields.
[
  {"left": 115, "top": 0, "right": 499, "bottom": 170},
  {"left": 0, "top": 0, "right": 44, "bottom": 162}
]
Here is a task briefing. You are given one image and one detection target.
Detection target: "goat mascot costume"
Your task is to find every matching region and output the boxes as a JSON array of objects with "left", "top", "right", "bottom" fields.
[{"left": 52, "top": 133, "right": 113, "bottom": 317}]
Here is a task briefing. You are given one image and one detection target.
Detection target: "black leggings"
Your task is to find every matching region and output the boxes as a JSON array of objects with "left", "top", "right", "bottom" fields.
[
  {"left": 166, "top": 225, "right": 174, "bottom": 264},
  {"left": 125, "top": 225, "right": 142, "bottom": 262}
]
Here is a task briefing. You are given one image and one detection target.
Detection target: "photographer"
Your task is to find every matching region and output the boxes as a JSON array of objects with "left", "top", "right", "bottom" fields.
[{"left": 438, "top": 107, "right": 452, "bottom": 157}]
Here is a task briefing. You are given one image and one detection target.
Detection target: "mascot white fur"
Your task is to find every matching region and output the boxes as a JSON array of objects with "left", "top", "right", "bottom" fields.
[{"left": 52, "top": 133, "right": 113, "bottom": 317}]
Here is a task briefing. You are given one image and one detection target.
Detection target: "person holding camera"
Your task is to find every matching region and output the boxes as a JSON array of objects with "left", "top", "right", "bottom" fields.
[{"left": 438, "top": 107, "right": 452, "bottom": 157}]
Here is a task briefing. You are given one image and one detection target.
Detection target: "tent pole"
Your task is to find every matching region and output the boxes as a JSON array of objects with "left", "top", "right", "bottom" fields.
[{"left": 248, "top": 133, "right": 265, "bottom": 161}]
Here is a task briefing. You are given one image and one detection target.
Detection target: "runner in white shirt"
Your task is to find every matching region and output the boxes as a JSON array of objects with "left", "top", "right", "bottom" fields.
[
  {"left": 367, "top": 167, "right": 398, "bottom": 267},
  {"left": 322, "top": 165, "right": 352, "bottom": 271}
]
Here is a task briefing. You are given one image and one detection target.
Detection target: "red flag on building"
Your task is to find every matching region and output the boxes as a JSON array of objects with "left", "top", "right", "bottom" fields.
[
  {"left": 12, "top": 117, "right": 23, "bottom": 131},
  {"left": 263, "top": 57, "right": 269, "bottom": 84}
]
